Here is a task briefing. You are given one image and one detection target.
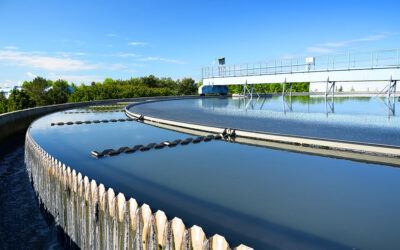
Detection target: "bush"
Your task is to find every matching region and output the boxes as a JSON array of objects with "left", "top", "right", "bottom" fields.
[
  {"left": 0, "top": 75, "right": 197, "bottom": 114},
  {"left": 227, "top": 82, "right": 309, "bottom": 94}
]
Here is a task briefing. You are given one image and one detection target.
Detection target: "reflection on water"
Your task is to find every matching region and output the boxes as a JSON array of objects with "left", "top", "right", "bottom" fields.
[
  {"left": 28, "top": 105, "right": 400, "bottom": 250},
  {"left": 202, "top": 95, "right": 397, "bottom": 117},
  {"left": 216, "top": 95, "right": 399, "bottom": 122},
  {"left": 131, "top": 96, "right": 400, "bottom": 146},
  {"left": 223, "top": 94, "right": 399, "bottom": 119}
]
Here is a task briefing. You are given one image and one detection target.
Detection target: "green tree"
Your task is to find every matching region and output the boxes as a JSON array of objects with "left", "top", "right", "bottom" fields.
[
  {"left": 7, "top": 89, "right": 34, "bottom": 112},
  {"left": 47, "top": 79, "right": 71, "bottom": 104},
  {"left": 103, "top": 78, "right": 115, "bottom": 85},
  {"left": 158, "top": 77, "right": 178, "bottom": 90},
  {"left": 23, "top": 77, "right": 51, "bottom": 106},
  {"left": 0, "top": 91, "right": 8, "bottom": 114},
  {"left": 141, "top": 75, "right": 158, "bottom": 88},
  {"left": 177, "top": 78, "right": 196, "bottom": 95}
]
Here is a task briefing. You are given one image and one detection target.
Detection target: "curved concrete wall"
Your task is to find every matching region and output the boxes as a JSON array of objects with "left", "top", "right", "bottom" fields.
[
  {"left": 126, "top": 101, "right": 400, "bottom": 158},
  {"left": 24, "top": 126, "right": 252, "bottom": 250},
  {"left": 0, "top": 95, "right": 203, "bottom": 142},
  {"left": 8, "top": 96, "right": 251, "bottom": 249}
]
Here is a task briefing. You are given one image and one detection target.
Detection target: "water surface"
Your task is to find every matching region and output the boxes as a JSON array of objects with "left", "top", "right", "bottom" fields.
[
  {"left": 28, "top": 103, "right": 400, "bottom": 250},
  {"left": 130, "top": 96, "right": 400, "bottom": 146}
]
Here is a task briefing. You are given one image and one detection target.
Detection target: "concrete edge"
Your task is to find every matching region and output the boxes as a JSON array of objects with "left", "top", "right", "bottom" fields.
[
  {"left": 24, "top": 106, "right": 253, "bottom": 250},
  {"left": 0, "top": 95, "right": 203, "bottom": 143},
  {"left": 125, "top": 99, "right": 400, "bottom": 159},
  {"left": 140, "top": 119, "right": 400, "bottom": 167}
]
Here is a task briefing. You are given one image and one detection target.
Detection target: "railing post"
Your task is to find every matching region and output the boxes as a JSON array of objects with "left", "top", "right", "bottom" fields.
[
  {"left": 326, "top": 77, "right": 329, "bottom": 97},
  {"left": 371, "top": 52, "right": 373, "bottom": 68},
  {"left": 282, "top": 78, "right": 286, "bottom": 97},
  {"left": 290, "top": 58, "right": 292, "bottom": 73},
  {"left": 348, "top": 53, "right": 350, "bottom": 69},
  {"left": 327, "top": 56, "right": 329, "bottom": 70}
]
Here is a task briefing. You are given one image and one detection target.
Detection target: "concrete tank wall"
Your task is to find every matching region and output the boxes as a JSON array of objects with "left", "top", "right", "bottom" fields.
[
  {"left": 24, "top": 127, "right": 252, "bottom": 250},
  {"left": 0, "top": 96, "right": 251, "bottom": 249},
  {"left": 0, "top": 96, "right": 201, "bottom": 142}
]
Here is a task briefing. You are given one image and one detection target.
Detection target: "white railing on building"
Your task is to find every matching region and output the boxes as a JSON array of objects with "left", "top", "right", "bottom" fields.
[{"left": 202, "top": 49, "right": 400, "bottom": 79}]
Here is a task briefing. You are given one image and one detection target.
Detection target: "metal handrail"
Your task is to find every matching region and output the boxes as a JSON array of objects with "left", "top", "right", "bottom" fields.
[{"left": 202, "top": 49, "right": 400, "bottom": 79}]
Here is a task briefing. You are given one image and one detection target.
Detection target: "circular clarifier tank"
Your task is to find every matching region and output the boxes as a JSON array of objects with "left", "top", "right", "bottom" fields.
[{"left": 29, "top": 98, "right": 400, "bottom": 250}]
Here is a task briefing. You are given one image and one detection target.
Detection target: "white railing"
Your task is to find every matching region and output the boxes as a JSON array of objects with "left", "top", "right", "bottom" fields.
[{"left": 202, "top": 49, "right": 400, "bottom": 79}]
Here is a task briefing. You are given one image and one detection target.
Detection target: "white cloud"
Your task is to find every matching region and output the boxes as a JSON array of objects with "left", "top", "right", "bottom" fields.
[
  {"left": 5, "top": 46, "right": 17, "bottom": 50},
  {"left": 131, "top": 63, "right": 144, "bottom": 67},
  {"left": 322, "top": 34, "right": 388, "bottom": 48},
  {"left": 48, "top": 73, "right": 102, "bottom": 83},
  {"left": 0, "top": 80, "right": 22, "bottom": 88},
  {"left": 306, "top": 47, "right": 334, "bottom": 54},
  {"left": 124, "top": 69, "right": 137, "bottom": 73},
  {"left": 26, "top": 72, "right": 37, "bottom": 78},
  {"left": 96, "top": 63, "right": 127, "bottom": 70},
  {"left": 56, "top": 51, "right": 87, "bottom": 57},
  {"left": 0, "top": 50, "right": 95, "bottom": 71},
  {"left": 128, "top": 42, "right": 148, "bottom": 46},
  {"left": 306, "top": 33, "right": 391, "bottom": 54},
  {"left": 103, "top": 53, "right": 141, "bottom": 58},
  {"left": 107, "top": 33, "right": 117, "bottom": 37},
  {"left": 138, "top": 57, "right": 187, "bottom": 64},
  {"left": 118, "top": 53, "right": 138, "bottom": 57}
]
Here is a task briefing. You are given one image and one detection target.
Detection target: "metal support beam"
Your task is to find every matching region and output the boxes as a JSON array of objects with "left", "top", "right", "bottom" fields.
[
  {"left": 325, "top": 77, "right": 336, "bottom": 98},
  {"left": 386, "top": 76, "right": 397, "bottom": 116},
  {"left": 282, "top": 78, "right": 286, "bottom": 97},
  {"left": 325, "top": 77, "right": 329, "bottom": 97},
  {"left": 387, "top": 76, "right": 397, "bottom": 99}
]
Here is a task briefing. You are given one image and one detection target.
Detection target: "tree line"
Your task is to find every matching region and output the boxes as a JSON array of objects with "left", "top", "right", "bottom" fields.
[
  {"left": 227, "top": 82, "right": 309, "bottom": 94},
  {"left": 0, "top": 76, "right": 311, "bottom": 115},
  {"left": 0, "top": 75, "right": 197, "bottom": 114}
]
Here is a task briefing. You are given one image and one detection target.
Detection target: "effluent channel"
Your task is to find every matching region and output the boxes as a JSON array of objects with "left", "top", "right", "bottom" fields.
[{"left": 27, "top": 96, "right": 400, "bottom": 250}]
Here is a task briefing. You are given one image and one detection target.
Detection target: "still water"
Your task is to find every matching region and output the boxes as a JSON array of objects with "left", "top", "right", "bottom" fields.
[
  {"left": 28, "top": 98, "right": 400, "bottom": 250},
  {"left": 130, "top": 96, "right": 400, "bottom": 146}
]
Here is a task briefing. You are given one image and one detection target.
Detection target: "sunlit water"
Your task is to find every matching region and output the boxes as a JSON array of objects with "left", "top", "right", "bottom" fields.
[
  {"left": 26, "top": 100, "right": 400, "bottom": 250},
  {"left": 130, "top": 96, "right": 400, "bottom": 146}
]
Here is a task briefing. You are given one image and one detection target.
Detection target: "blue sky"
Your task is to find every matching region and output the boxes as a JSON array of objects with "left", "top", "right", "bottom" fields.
[{"left": 0, "top": 0, "right": 399, "bottom": 87}]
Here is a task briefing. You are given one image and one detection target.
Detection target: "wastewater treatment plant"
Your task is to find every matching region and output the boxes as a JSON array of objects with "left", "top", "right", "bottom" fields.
[
  {"left": 1, "top": 49, "right": 400, "bottom": 250},
  {"left": 3, "top": 0, "right": 400, "bottom": 248}
]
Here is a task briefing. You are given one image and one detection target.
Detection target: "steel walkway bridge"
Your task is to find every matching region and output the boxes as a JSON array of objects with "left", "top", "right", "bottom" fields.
[{"left": 200, "top": 49, "right": 400, "bottom": 98}]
